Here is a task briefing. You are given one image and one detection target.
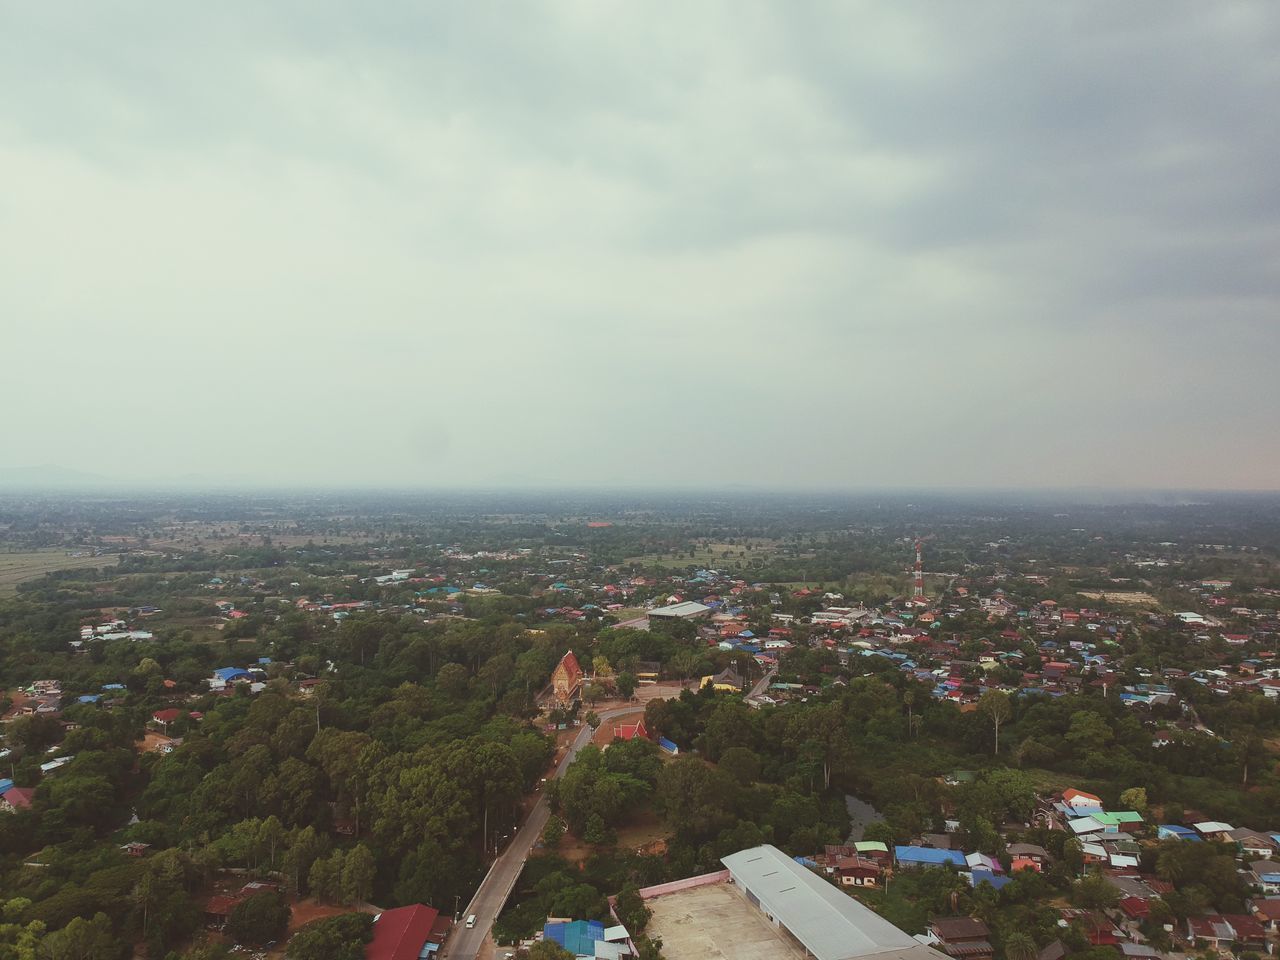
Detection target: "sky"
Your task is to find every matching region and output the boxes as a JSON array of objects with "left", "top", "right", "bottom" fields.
[{"left": 2, "top": 2, "right": 1278, "bottom": 492}]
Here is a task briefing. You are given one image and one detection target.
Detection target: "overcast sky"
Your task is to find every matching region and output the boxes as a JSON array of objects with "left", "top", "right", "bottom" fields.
[{"left": 2, "top": 2, "right": 1278, "bottom": 492}]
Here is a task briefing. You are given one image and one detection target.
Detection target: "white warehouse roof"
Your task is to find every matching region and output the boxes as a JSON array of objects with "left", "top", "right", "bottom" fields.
[
  {"left": 721, "top": 845, "right": 945, "bottom": 960},
  {"left": 649, "top": 601, "right": 712, "bottom": 618}
]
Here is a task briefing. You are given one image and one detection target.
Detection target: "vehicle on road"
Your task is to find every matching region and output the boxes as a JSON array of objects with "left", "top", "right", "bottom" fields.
[{"left": 465, "top": 914, "right": 477, "bottom": 929}]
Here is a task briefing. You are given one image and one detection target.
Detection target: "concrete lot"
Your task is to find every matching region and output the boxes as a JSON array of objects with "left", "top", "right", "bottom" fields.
[{"left": 645, "top": 882, "right": 807, "bottom": 960}]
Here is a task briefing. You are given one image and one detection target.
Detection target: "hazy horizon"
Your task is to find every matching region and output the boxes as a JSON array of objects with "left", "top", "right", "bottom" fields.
[{"left": 3, "top": 3, "right": 1279, "bottom": 491}]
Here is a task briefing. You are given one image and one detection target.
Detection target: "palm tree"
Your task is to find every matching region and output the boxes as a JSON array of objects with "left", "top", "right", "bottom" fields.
[{"left": 1003, "top": 932, "right": 1038, "bottom": 960}]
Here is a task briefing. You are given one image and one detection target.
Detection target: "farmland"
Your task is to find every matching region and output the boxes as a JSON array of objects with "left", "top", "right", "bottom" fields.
[{"left": 0, "top": 548, "right": 118, "bottom": 596}]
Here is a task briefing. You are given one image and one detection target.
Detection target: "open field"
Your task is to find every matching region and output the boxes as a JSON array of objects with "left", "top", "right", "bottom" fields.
[
  {"left": 627, "top": 539, "right": 791, "bottom": 570},
  {"left": 1078, "top": 590, "right": 1159, "bottom": 607},
  {"left": 646, "top": 881, "right": 807, "bottom": 960},
  {"left": 0, "top": 549, "right": 118, "bottom": 596}
]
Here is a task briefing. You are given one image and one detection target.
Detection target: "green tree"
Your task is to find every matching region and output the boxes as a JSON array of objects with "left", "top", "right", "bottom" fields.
[
  {"left": 340, "top": 845, "right": 376, "bottom": 906},
  {"left": 526, "top": 942, "right": 575, "bottom": 960},
  {"left": 41, "top": 913, "right": 125, "bottom": 960},
  {"left": 286, "top": 913, "right": 374, "bottom": 960},
  {"left": 227, "top": 891, "right": 291, "bottom": 946}
]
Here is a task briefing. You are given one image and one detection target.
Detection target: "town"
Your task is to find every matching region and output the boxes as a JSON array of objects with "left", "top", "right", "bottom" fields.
[{"left": 0, "top": 491, "right": 1278, "bottom": 960}]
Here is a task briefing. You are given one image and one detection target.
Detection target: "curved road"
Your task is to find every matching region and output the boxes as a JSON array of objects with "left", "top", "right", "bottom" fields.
[{"left": 443, "top": 704, "right": 642, "bottom": 960}]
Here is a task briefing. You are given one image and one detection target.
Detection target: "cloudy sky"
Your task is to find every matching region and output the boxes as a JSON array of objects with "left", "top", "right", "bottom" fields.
[{"left": 2, "top": 2, "right": 1278, "bottom": 491}]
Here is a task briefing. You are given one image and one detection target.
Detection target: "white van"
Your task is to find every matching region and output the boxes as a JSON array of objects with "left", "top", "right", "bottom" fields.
[{"left": 465, "top": 915, "right": 477, "bottom": 929}]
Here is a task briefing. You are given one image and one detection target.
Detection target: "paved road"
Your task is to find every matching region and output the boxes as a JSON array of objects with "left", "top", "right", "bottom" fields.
[{"left": 443, "top": 705, "right": 642, "bottom": 960}]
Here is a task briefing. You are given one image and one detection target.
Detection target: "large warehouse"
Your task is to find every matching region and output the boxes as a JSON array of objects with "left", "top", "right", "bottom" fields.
[{"left": 642, "top": 845, "right": 946, "bottom": 960}]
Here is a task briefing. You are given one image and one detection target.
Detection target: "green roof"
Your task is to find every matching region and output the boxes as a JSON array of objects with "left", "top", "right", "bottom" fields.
[{"left": 1094, "top": 811, "right": 1144, "bottom": 824}]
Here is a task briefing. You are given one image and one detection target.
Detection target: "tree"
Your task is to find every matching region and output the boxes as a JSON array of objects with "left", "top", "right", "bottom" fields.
[
  {"left": 309, "top": 852, "right": 343, "bottom": 904},
  {"left": 541, "top": 817, "right": 565, "bottom": 847},
  {"left": 977, "top": 691, "right": 1011, "bottom": 756},
  {"left": 42, "top": 913, "right": 126, "bottom": 960},
  {"left": 1002, "top": 932, "right": 1038, "bottom": 960},
  {"left": 340, "top": 845, "right": 376, "bottom": 906},
  {"left": 526, "top": 942, "right": 575, "bottom": 960},
  {"left": 614, "top": 885, "right": 650, "bottom": 935},
  {"left": 616, "top": 672, "right": 637, "bottom": 700},
  {"left": 436, "top": 663, "right": 470, "bottom": 699},
  {"left": 1118, "top": 787, "right": 1150, "bottom": 821},
  {"left": 286, "top": 913, "right": 374, "bottom": 960},
  {"left": 227, "top": 891, "right": 291, "bottom": 946}
]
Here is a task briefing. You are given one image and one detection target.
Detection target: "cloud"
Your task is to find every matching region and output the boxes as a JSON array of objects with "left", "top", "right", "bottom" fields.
[{"left": 1, "top": 1, "right": 1278, "bottom": 490}]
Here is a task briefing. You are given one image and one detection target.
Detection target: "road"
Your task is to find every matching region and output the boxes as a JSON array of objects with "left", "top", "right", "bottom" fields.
[{"left": 443, "top": 704, "right": 642, "bottom": 960}]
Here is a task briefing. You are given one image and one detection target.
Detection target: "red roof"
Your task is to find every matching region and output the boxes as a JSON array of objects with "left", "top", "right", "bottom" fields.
[
  {"left": 1119, "top": 897, "right": 1150, "bottom": 919},
  {"left": 613, "top": 719, "right": 648, "bottom": 741},
  {"left": 556, "top": 650, "right": 583, "bottom": 683},
  {"left": 367, "top": 905, "right": 444, "bottom": 960},
  {"left": 152, "top": 708, "right": 184, "bottom": 723},
  {"left": 1, "top": 787, "right": 35, "bottom": 810}
]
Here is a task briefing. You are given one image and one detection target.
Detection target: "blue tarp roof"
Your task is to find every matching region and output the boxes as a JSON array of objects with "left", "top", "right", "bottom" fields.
[
  {"left": 214, "top": 667, "right": 251, "bottom": 681},
  {"left": 970, "top": 869, "right": 1013, "bottom": 890},
  {"left": 895, "top": 845, "right": 966, "bottom": 866},
  {"left": 544, "top": 920, "right": 605, "bottom": 957}
]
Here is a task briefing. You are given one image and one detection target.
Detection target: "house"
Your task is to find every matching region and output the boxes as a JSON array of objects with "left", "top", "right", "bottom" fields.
[
  {"left": 929, "top": 917, "right": 993, "bottom": 960},
  {"left": 1251, "top": 898, "right": 1280, "bottom": 933},
  {"left": 833, "top": 855, "right": 883, "bottom": 887},
  {"left": 895, "top": 846, "right": 966, "bottom": 869},
  {"left": 543, "top": 920, "right": 607, "bottom": 959},
  {"left": 1187, "top": 915, "right": 1267, "bottom": 954},
  {"left": 0, "top": 787, "right": 35, "bottom": 813},
  {"left": 1006, "top": 843, "right": 1051, "bottom": 866},
  {"left": 1193, "top": 821, "right": 1235, "bottom": 842},
  {"left": 208, "top": 667, "right": 252, "bottom": 691},
  {"left": 1228, "top": 828, "right": 1277, "bottom": 859},
  {"left": 366, "top": 904, "right": 451, "bottom": 960},
  {"left": 150, "top": 708, "right": 186, "bottom": 731},
  {"left": 1250, "top": 861, "right": 1280, "bottom": 894},
  {"left": 1157, "top": 824, "right": 1200, "bottom": 842},
  {"left": 551, "top": 651, "right": 584, "bottom": 704},
  {"left": 1062, "top": 789, "right": 1103, "bottom": 815}
]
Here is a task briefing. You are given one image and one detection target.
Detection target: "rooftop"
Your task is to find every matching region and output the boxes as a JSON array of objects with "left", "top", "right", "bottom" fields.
[{"left": 722, "top": 845, "right": 945, "bottom": 960}]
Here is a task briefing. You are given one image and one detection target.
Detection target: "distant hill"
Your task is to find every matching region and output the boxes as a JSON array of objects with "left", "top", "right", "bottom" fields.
[{"left": 0, "top": 464, "right": 116, "bottom": 491}]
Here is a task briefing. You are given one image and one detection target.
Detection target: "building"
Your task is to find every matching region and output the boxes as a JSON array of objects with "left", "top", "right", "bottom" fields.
[
  {"left": 612, "top": 718, "right": 649, "bottom": 741},
  {"left": 0, "top": 787, "right": 34, "bottom": 813},
  {"left": 366, "top": 904, "right": 451, "bottom": 960},
  {"left": 719, "top": 845, "right": 945, "bottom": 960},
  {"left": 929, "top": 918, "right": 993, "bottom": 960},
  {"left": 551, "top": 651, "right": 584, "bottom": 704},
  {"left": 895, "top": 846, "right": 966, "bottom": 869},
  {"left": 542, "top": 920, "right": 629, "bottom": 959},
  {"left": 700, "top": 666, "right": 744, "bottom": 693},
  {"left": 648, "top": 601, "right": 712, "bottom": 622}
]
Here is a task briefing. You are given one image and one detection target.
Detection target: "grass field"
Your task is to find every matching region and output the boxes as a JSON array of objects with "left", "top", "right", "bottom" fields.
[{"left": 0, "top": 549, "right": 119, "bottom": 596}]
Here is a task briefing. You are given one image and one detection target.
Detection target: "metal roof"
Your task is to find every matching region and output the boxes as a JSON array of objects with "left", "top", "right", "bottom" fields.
[
  {"left": 722, "top": 845, "right": 945, "bottom": 960},
  {"left": 649, "top": 601, "right": 711, "bottom": 617}
]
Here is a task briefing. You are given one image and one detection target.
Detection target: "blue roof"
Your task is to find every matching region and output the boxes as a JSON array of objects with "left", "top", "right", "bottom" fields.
[
  {"left": 0, "top": 779, "right": 13, "bottom": 793},
  {"left": 895, "top": 846, "right": 966, "bottom": 866},
  {"left": 1158, "top": 824, "right": 1199, "bottom": 840},
  {"left": 102, "top": 683, "right": 125, "bottom": 690},
  {"left": 544, "top": 920, "right": 605, "bottom": 957},
  {"left": 970, "top": 869, "right": 1012, "bottom": 890},
  {"left": 214, "top": 667, "right": 251, "bottom": 681},
  {"left": 78, "top": 695, "right": 101, "bottom": 704}
]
